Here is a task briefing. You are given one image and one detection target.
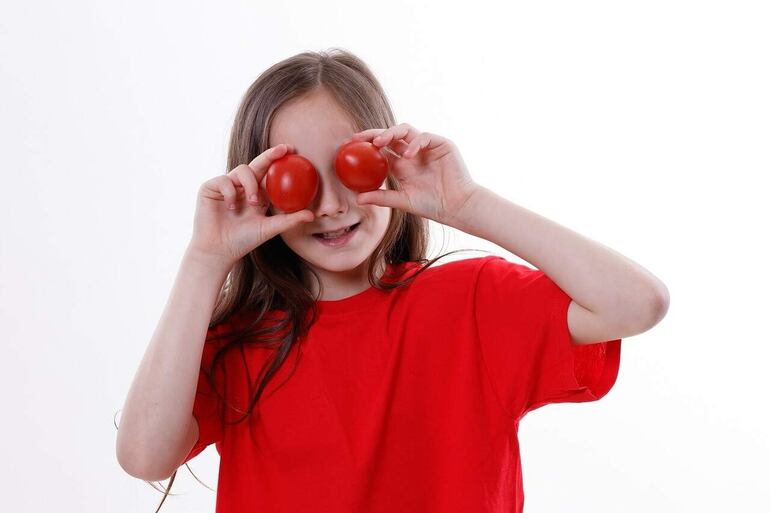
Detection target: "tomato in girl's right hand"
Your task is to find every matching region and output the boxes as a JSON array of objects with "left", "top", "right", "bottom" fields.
[
  {"left": 189, "top": 144, "right": 315, "bottom": 268},
  {"left": 265, "top": 154, "right": 320, "bottom": 213}
]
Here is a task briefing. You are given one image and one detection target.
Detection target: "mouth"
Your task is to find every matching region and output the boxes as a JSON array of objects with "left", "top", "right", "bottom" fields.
[
  {"left": 311, "top": 222, "right": 361, "bottom": 245},
  {"left": 312, "top": 222, "right": 360, "bottom": 238}
]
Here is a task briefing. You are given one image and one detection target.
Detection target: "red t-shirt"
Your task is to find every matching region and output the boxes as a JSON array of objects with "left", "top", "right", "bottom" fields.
[{"left": 182, "top": 255, "right": 622, "bottom": 512}]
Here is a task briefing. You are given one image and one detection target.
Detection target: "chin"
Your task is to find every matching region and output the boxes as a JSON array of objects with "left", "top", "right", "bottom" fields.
[
  {"left": 303, "top": 251, "right": 368, "bottom": 273},
  {"left": 277, "top": 235, "right": 357, "bottom": 268},
  {"left": 286, "top": 241, "right": 382, "bottom": 273}
]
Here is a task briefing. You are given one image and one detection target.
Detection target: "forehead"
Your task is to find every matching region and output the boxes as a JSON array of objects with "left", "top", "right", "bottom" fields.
[{"left": 268, "top": 88, "right": 357, "bottom": 149}]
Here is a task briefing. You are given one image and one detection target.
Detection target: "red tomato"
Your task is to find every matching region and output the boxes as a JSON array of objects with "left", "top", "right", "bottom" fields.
[
  {"left": 265, "top": 154, "right": 319, "bottom": 213},
  {"left": 334, "top": 141, "right": 390, "bottom": 193}
]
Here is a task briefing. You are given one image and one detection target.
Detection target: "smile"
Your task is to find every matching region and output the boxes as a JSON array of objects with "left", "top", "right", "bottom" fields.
[{"left": 312, "top": 222, "right": 361, "bottom": 247}]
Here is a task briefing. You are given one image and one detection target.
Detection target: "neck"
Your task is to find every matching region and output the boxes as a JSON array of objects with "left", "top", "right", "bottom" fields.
[{"left": 306, "top": 257, "right": 387, "bottom": 301}]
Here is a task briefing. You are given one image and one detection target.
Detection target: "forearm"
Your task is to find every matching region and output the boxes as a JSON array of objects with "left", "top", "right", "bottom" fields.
[
  {"left": 116, "top": 247, "right": 231, "bottom": 477},
  {"left": 450, "top": 185, "right": 669, "bottom": 325}
]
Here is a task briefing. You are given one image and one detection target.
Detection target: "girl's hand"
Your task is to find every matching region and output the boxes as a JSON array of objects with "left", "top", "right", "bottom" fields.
[
  {"left": 188, "top": 144, "right": 315, "bottom": 268},
  {"left": 344, "top": 123, "right": 481, "bottom": 226}
]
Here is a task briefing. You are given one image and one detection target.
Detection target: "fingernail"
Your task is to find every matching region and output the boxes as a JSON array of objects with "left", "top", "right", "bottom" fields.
[{"left": 249, "top": 194, "right": 258, "bottom": 202}]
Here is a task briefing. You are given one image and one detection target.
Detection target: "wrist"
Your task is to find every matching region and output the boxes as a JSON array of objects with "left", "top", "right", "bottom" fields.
[
  {"left": 443, "top": 184, "right": 491, "bottom": 234},
  {"left": 183, "top": 245, "right": 235, "bottom": 276}
]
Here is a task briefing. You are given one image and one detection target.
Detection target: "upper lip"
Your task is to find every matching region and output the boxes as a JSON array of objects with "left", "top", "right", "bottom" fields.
[{"left": 313, "top": 222, "right": 359, "bottom": 235}]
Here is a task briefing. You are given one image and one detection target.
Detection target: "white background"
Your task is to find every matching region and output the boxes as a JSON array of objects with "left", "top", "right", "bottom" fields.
[{"left": 1, "top": 1, "right": 768, "bottom": 511}]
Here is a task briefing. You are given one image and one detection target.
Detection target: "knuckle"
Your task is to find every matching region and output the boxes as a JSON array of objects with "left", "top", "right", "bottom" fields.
[{"left": 239, "top": 168, "right": 257, "bottom": 183}]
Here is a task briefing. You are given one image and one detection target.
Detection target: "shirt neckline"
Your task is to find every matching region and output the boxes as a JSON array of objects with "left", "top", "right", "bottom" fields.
[{"left": 313, "top": 261, "right": 420, "bottom": 317}]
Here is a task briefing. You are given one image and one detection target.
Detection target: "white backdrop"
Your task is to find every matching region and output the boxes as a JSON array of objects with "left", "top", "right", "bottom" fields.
[{"left": 1, "top": 1, "right": 768, "bottom": 511}]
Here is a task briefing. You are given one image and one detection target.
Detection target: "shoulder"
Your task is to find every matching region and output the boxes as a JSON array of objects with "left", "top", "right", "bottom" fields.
[
  {"left": 393, "top": 255, "right": 501, "bottom": 303},
  {"left": 414, "top": 255, "right": 521, "bottom": 287},
  {"left": 440, "top": 255, "right": 558, "bottom": 310},
  {"left": 409, "top": 255, "right": 497, "bottom": 279}
]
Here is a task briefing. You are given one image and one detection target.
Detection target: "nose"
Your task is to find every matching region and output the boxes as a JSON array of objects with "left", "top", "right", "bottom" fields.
[{"left": 311, "top": 174, "right": 350, "bottom": 219}]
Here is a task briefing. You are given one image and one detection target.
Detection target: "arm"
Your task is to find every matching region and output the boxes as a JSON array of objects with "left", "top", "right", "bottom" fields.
[
  {"left": 115, "top": 247, "right": 230, "bottom": 481},
  {"left": 344, "top": 124, "right": 668, "bottom": 344},
  {"left": 449, "top": 186, "right": 670, "bottom": 344}
]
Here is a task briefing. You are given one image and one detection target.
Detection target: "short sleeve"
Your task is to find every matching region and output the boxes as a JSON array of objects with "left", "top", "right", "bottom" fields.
[
  {"left": 473, "top": 256, "right": 622, "bottom": 420},
  {"left": 182, "top": 322, "right": 229, "bottom": 464}
]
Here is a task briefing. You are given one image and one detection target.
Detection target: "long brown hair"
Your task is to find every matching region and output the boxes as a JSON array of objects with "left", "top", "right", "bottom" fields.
[{"left": 143, "top": 47, "right": 485, "bottom": 511}]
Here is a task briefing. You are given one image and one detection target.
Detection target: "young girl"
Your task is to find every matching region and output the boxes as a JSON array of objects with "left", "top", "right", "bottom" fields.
[{"left": 116, "top": 48, "right": 669, "bottom": 513}]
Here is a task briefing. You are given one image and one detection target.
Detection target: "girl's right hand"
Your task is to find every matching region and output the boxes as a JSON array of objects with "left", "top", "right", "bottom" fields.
[{"left": 188, "top": 143, "right": 315, "bottom": 267}]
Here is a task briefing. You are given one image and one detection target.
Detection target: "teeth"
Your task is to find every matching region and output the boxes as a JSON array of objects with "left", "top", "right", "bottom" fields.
[{"left": 321, "top": 226, "right": 352, "bottom": 239}]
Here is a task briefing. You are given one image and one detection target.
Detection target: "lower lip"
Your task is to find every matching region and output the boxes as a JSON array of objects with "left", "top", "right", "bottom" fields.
[{"left": 312, "top": 223, "right": 360, "bottom": 247}]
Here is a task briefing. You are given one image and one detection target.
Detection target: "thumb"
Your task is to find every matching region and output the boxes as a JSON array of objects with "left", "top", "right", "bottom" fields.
[
  {"left": 357, "top": 189, "right": 407, "bottom": 210},
  {"left": 263, "top": 209, "right": 315, "bottom": 238}
]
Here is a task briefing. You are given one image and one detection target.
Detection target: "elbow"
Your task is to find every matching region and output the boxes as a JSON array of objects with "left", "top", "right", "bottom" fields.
[
  {"left": 614, "top": 284, "right": 670, "bottom": 335},
  {"left": 116, "top": 438, "right": 148, "bottom": 480},
  {"left": 116, "top": 437, "right": 175, "bottom": 482},
  {"left": 632, "top": 284, "right": 670, "bottom": 331},
  {"left": 649, "top": 283, "right": 670, "bottom": 325}
]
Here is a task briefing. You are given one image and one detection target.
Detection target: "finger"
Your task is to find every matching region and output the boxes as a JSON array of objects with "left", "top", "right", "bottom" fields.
[
  {"left": 379, "top": 146, "right": 405, "bottom": 173},
  {"left": 262, "top": 209, "right": 315, "bottom": 238},
  {"left": 227, "top": 164, "right": 261, "bottom": 206},
  {"left": 402, "top": 132, "right": 429, "bottom": 158},
  {"left": 342, "top": 133, "right": 408, "bottom": 159},
  {"left": 348, "top": 124, "right": 417, "bottom": 145},
  {"left": 404, "top": 132, "right": 451, "bottom": 158},
  {"left": 346, "top": 128, "right": 387, "bottom": 142},
  {"left": 356, "top": 189, "right": 411, "bottom": 212},
  {"left": 215, "top": 175, "right": 239, "bottom": 210},
  {"left": 246, "top": 143, "right": 291, "bottom": 183},
  {"left": 381, "top": 139, "right": 409, "bottom": 158},
  {"left": 370, "top": 123, "right": 420, "bottom": 148}
]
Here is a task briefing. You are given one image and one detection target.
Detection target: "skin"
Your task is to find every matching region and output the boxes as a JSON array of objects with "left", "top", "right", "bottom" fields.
[
  {"left": 346, "top": 123, "right": 670, "bottom": 344},
  {"left": 264, "top": 87, "right": 392, "bottom": 301}
]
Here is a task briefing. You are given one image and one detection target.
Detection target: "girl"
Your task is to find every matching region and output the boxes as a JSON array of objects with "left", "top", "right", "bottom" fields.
[{"left": 116, "top": 48, "right": 669, "bottom": 513}]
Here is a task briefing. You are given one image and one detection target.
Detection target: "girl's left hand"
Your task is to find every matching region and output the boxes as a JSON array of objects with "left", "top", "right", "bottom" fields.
[{"left": 343, "top": 123, "right": 480, "bottom": 227}]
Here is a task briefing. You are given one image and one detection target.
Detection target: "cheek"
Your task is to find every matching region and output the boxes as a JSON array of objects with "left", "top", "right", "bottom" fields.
[{"left": 369, "top": 205, "right": 391, "bottom": 232}]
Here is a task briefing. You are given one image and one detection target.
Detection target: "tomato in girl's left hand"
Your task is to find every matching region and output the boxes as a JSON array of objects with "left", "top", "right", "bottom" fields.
[
  {"left": 265, "top": 154, "right": 319, "bottom": 213},
  {"left": 334, "top": 141, "right": 390, "bottom": 193}
]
